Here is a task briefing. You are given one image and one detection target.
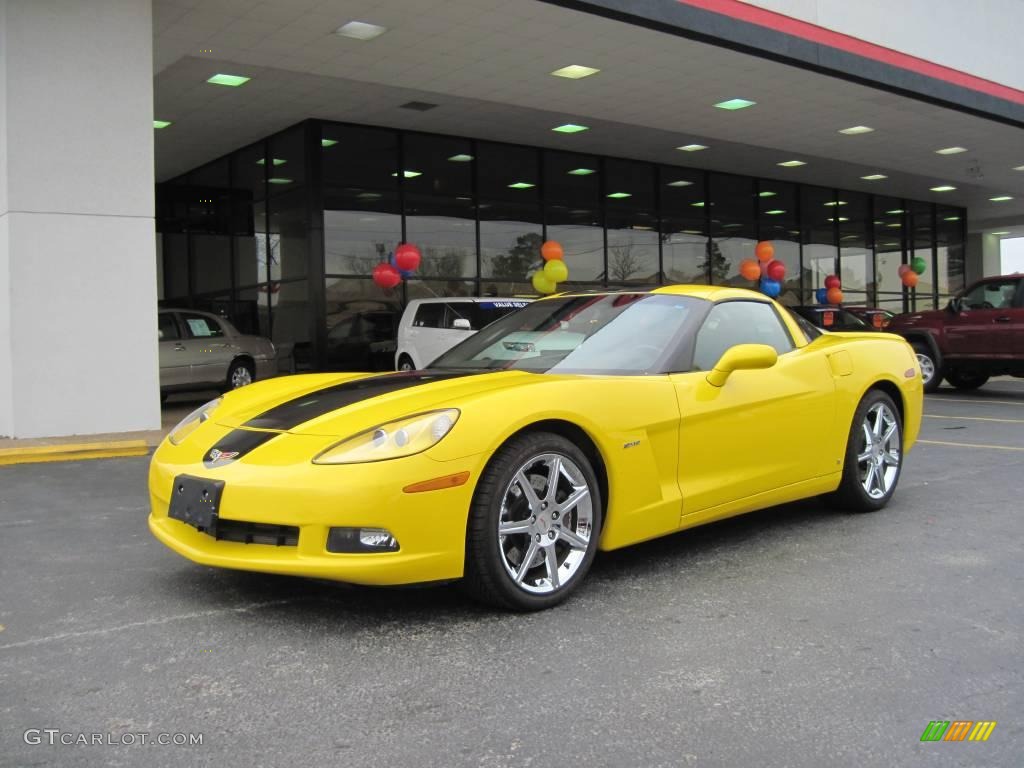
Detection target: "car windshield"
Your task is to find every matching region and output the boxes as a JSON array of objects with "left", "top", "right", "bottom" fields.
[{"left": 431, "top": 293, "right": 704, "bottom": 374}]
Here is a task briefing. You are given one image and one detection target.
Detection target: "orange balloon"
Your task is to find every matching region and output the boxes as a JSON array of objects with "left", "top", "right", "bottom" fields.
[
  {"left": 826, "top": 287, "right": 844, "bottom": 304},
  {"left": 541, "top": 241, "right": 564, "bottom": 261},
  {"left": 902, "top": 271, "right": 919, "bottom": 288},
  {"left": 739, "top": 258, "right": 761, "bottom": 281},
  {"left": 755, "top": 241, "right": 774, "bottom": 263}
]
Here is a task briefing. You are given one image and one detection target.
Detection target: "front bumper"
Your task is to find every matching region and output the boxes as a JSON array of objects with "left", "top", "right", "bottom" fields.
[{"left": 148, "top": 438, "right": 483, "bottom": 586}]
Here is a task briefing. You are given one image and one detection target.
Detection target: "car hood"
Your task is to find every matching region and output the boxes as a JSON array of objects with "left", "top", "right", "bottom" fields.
[{"left": 214, "top": 369, "right": 538, "bottom": 437}]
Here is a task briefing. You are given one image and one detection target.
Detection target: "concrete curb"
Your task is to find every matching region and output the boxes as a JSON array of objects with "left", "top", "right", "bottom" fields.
[{"left": 0, "top": 440, "right": 151, "bottom": 466}]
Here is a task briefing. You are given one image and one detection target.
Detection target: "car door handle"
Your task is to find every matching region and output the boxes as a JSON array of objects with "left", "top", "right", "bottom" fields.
[{"left": 995, "top": 316, "right": 1012, "bottom": 323}]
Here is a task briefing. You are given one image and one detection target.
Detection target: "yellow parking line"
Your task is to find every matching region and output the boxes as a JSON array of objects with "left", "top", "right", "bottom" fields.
[
  {"left": 918, "top": 439, "right": 1024, "bottom": 452},
  {"left": 926, "top": 396, "right": 1024, "bottom": 407},
  {"left": 924, "top": 414, "right": 1024, "bottom": 424}
]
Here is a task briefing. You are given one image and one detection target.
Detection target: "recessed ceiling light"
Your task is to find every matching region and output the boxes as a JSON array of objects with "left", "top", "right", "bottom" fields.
[
  {"left": 552, "top": 123, "right": 589, "bottom": 133},
  {"left": 607, "top": 192, "right": 632, "bottom": 199},
  {"left": 943, "top": 215, "right": 961, "bottom": 221},
  {"left": 886, "top": 223, "right": 902, "bottom": 228},
  {"left": 508, "top": 181, "right": 535, "bottom": 189},
  {"left": 886, "top": 209, "right": 904, "bottom": 215},
  {"left": 335, "top": 21, "right": 387, "bottom": 40},
  {"left": 839, "top": 125, "right": 874, "bottom": 135},
  {"left": 827, "top": 217, "right": 850, "bottom": 222},
  {"left": 677, "top": 144, "right": 708, "bottom": 152},
  {"left": 448, "top": 154, "right": 473, "bottom": 162},
  {"left": 389, "top": 170, "right": 422, "bottom": 178},
  {"left": 551, "top": 65, "right": 600, "bottom": 79},
  {"left": 861, "top": 174, "right": 887, "bottom": 181},
  {"left": 206, "top": 73, "right": 250, "bottom": 87},
  {"left": 691, "top": 201, "right": 706, "bottom": 207},
  {"left": 666, "top": 180, "right": 693, "bottom": 187},
  {"left": 153, "top": 120, "right": 172, "bottom": 129},
  {"left": 714, "top": 98, "right": 756, "bottom": 110},
  {"left": 931, "top": 185, "right": 957, "bottom": 192},
  {"left": 935, "top": 146, "right": 967, "bottom": 155},
  {"left": 256, "top": 158, "right": 287, "bottom": 166},
  {"left": 320, "top": 139, "right": 338, "bottom": 148},
  {"left": 991, "top": 231, "right": 1011, "bottom": 235},
  {"left": 778, "top": 160, "right": 806, "bottom": 167},
  {"left": 268, "top": 178, "right": 292, "bottom": 185},
  {"left": 823, "top": 201, "right": 847, "bottom": 207},
  {"left": 990, "top": 195, "right": 1013, "bottom": 202},
  {"left": 759, "top": 191, "right": 777, "bottom": 198},
  {"left": 568, "top": 168, "right": 596, "bottom": 176},
  {"left": 764, "top": 209, "right": 786, "bottom": 215}
]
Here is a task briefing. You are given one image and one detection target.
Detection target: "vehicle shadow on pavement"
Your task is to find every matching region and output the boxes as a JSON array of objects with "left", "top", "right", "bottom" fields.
[{"left": 161, "top": 497, "right": 842, "bottom": 621}]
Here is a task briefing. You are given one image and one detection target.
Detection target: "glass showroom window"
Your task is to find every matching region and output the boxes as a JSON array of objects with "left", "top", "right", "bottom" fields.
[
  {"left": 801, "top": 185, "right": 838, "bottom": 303},
  {"left": 546, "top": 203, "right": 604, "bottom": 283},
  {"left": 874, "top": 196, "right": 906, "bottom": 314},
  {"left": 756, "top": 180, "right": 800, "bottom": 304},
  {"left": 708, "top": 173, "right": 756, "bottom": 286},
  {"left": 936, "top": 207, "right": 966, "bottom": 301},
  {"left": 909, "top": 201, "right": 935, "bottom": 309},
  {"left": 232, "top": 142, "right": 270, "bottom": 290},
  {"left": 659, "top": 166, "right": 706, "bottom": 284},
  {"left": 605, "top": 160, "right": 659, "bottom": 284},
  {"left": 837, "top": 192, "right": 873, "bottom": 306},
  {"left": 480, "top": 199, "right": 542, "bottom": 295},
  {"left": 404, "top": 194, "right": 477, "bottom": 283},
  {"left": 401, "top": 133, "right": 473, "bottom": 198},
  {"left": 323, "top": 277, "right": 401, "bottom": 373},
  {"left": 189, "top": 158, "right": 232, "bottom": 295}
]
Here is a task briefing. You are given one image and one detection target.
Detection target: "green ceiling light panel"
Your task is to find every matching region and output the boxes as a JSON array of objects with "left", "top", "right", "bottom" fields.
[
  {"left": 390, "top": 170, "right": 422, "bottom": 178},
  {"left": 666, "top": 180, "right": 693, "bottom": 187},
  {"left": 714, "top": 98, "right": 756, "bottom": 110},
  {"left": 838, "top": 125, "right": 874, "bottom": 135},
  {"left": 551, "top": 65, "right": 600, "bottom": 79},
  {"left": 508, "top": 181, "right": 535, "bottom": 189},
  {"left": 568, "top": 168, "right": 596, "bottom": 176},
  {"left": 321, "top": 139, "right": 338, "bottom": 147},
  {"left": 944, "top": 216, "right": 961, "bottom": 221},
  {"left": 607, "top": 192, "right": 632, "bottom": 199},
  {"left": 823, "top": 201, "right": 847, "bottom": 207},
  {"left": 677, "top": 144, "right": 708, "bottom": 152},
  {"left": 764, "top": 209, "right": 786, "bottom": 215},
  {"left": 552, "top": 123, "right": 589, "bottom": 133},
  {"left": 935, "top": 147, "right": 967, "bottom": 155},
  {"left": 758, "top": 191, "right": 777, "bottom": 197},
  {"left": 930, "top": 185, "right": 957, "bottom": 192},
  {"left": 861, "top": 174, "right": 887, "bottom": 180},
  {"left": 268, "top": 178, "right": 293, "bottom": 185},
  {"left": 448, "top": 154, "right": 473, "bottom": 162},
  {"left": 886, "top": 209, "right": 904, "bottom": 215},
  {"left": 256, "top": 158, "right": 287, "bottom": 166},
  {"left": 990, "top": 195, "right": 1013, "bottom": 202},
  {"left": 207, "top": 73, "right": 250, "bottom": 87},
  {"left": 777, "top": 160, "right": 806, "bottom": 167},
  {"left": 691, "top": 201, "right": 706, "bottom": 207},
  {"left": 153, "top": 120, "right": 172, "bottom": 129}
]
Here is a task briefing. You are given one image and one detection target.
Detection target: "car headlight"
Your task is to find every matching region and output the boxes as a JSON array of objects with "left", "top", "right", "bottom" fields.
[
  {"left": 168, "top": 398, "right": 222, "bottom": 445},
  {"left": 313, "top": 409, "right": 459, "bottom": 465}
]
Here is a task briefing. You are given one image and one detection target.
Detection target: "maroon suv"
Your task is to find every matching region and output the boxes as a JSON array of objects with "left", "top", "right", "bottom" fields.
[{"left": 886, "top": 275, "right": 1024, "bottom": 393}]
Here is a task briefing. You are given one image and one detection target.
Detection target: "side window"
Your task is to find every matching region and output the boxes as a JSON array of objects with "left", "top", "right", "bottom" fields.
[
  {"left": 181, "top": 312, "right": 225, "bottom": 338},
  {"left": 158, "top": 313, "right": 180, "bottom": 341},
  {"left": 962, "top": 280, "right": 1019, "bottom": 310},
  {"left": 413, "top": 303, "right": 445, "bottom": 328},
  {"left": 445, "top": 302, "right": 473, "bottom": 329},
  {"left": 786, "top": 308, "right": 822, "bottom": 342},
  {"left": 693, "top": 301, "right": 794, "bottom": 371}
]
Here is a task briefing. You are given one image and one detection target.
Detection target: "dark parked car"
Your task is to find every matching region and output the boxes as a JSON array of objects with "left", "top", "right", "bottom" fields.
[
  {"left": 886, "top": 275, "right": 1024, "bottom": 392},
  {"left": 844, "top": 306, "right": 897, "bottom": 329},
  {"left": 790, "top": 306, "right": 876, "bottom": 332},
  {"left": 325, "top": 309, "right": 400, "bottom": 371}
]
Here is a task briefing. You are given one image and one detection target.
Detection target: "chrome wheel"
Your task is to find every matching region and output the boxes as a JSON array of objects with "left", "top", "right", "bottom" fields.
[
  {"left": 496, "top": 453, "right": 594, "bottom": 595},
  {"left": 916, "top": 352, "right": 936, "bottom": 386},
  {"left": 230, "top": 363, "right": 253, "bottom": 388},
  {"left": 857, "top": 402, "right": 901, "bottom": 500}
]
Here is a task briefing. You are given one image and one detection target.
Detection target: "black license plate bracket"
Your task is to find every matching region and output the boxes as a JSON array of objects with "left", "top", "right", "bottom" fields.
[{"left": 168, "top": 475, "right": 225, "bottom": 533}]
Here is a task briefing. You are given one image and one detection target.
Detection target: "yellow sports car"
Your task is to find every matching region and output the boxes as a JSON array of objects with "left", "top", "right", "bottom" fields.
[{"left": 149, "top": 286, "right": 923, "bottom": 610}]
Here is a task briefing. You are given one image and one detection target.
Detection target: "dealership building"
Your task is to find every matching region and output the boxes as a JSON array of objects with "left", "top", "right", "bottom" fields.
[{"left": 1, "top": 0, "right": 1022, "bottom": 438}]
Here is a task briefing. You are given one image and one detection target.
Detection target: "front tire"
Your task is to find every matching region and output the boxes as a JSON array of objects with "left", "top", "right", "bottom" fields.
[
  {"left": 830, "top": 389, "right": 903, "bottom": 512},
  {"left": 463, "top": 432, "right": 602, "bottom": 611},
  {"left": 945, "top": 369, "right": 989, "bottom": 391},
  {"left": 911, "top": 342, "right": 941, "bottom": 393}
]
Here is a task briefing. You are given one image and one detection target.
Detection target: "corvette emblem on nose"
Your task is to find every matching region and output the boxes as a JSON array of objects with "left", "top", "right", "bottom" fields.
[{"left": 207, "top": 448, "right": 239, "bottom": 464}]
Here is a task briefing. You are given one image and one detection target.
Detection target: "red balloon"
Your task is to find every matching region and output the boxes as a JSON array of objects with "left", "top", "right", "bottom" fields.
[
  {"left": 897, "top": 264, "right": 912, "bottom": 277},
  {"left": 372, "top": 262, "right": 402, "bottom": 290},
  {"left": 901, "top": 271, "right": 919, "bottom": 288},
  {"left": 739, "top": 258, "right": 761, "bottom": 281},
  {"left": 394, "top": 243, "right": 421, "bottom": 272},
  {"left": 824, "top": 275, "right": 841, "bottom": 290},
  {"left": 826, "top": 287, "right": 844, "bottom": 305},
  {"left": 766, "top": 259, "right": 786, "bottom": 282},
  {"left": 755, "top": 241, "right": 774, "bottom": 263},
  {"left": 541, "top": 241, "right": 564, "bottom": 261}
]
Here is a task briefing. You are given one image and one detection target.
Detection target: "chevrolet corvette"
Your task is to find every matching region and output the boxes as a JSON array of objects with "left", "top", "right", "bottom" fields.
[{"left": 149, "top": 285, "right": 923, "bottom": 610}]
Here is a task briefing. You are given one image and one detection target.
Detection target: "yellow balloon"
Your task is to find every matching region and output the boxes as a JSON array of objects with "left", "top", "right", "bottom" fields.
[
  {"left": 543, "top": 259, "right": 569, "bottom": 283},
  {"left": 532, "top": 271, "right": 556, "bottom": 294}
]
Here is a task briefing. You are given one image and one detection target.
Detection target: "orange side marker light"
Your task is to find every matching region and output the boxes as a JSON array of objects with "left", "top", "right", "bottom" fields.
[{"left": 403, "top": 472, "right": 471, "bottom": 494}]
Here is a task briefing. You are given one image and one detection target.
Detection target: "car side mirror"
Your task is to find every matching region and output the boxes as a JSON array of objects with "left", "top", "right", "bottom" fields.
[
  {"left": 452, "top": 318, "right": 472, "bottom": 330},
  {"left": 706, "top": 344, "right": 778, "bottom": 387},
  {"left": 947, "top": 297, "right": 963, "bottom": 314}
]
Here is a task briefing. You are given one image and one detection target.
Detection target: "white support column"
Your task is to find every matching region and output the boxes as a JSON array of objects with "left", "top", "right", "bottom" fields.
[{"left": 0, "top": 0, "right": 159, "bottom": 438}]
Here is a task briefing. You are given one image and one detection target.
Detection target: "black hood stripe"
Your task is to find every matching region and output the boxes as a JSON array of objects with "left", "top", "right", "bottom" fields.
[{"left": 242, "top": 370, "right": 479, "bottom": 432}]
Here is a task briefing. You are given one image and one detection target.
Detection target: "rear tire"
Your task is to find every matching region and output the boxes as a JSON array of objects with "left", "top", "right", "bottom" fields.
[
  {"left": 829, "top": 389, "right": 904, "bottom": 513},
  {"left": 462, "top": 432, "right": 602, "bottom": 611},
  {"left": 226, "top": 359, "right": 255, "bottom": 390},
  {"left": 397, "top": 354, "right": 415, "bottom": 372},
  {"left": 911, "top": 342, "right": 941, "bottom": 393},
  {"left": 944, "top": 369, "right": 989, "bottom": 391}
]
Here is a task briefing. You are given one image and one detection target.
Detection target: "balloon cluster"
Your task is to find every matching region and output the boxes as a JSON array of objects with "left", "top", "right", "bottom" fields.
[
  {"left": 531, "top": 241, "right": 569, "bottom": 295},
  {"left": 372, "top": 243, "right": 422, "bottom": 289},
  {"left": 898, "top": 257, "right": 927, "bottom": 288},
  {"left": 815, "top": 275, "right": 843, "bottom": 305},
  {"left": 739, "top": 241, "right": 786, "bottom": 298}
]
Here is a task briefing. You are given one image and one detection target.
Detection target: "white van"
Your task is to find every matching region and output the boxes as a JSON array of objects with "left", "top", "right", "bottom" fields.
[{"left": 394, "top": 298, "right": 532, "bottom": 370}]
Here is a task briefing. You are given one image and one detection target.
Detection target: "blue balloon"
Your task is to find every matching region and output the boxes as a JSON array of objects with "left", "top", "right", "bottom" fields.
[
  {"left": 398, "top": 268, "right": 414, "bottom": 279},
  {"left": 760, "top": 278, "right": 781, "bottom": 298},
  {"left": 388, "top": 252, "right": 397, "bottom": 267},
  {"left": 815, "top": 287, "right": 829, "bottom": 304}
]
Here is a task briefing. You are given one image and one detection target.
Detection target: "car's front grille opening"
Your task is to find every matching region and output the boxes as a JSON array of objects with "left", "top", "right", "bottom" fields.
[{"left": 198, "top": 518, "right": 299, "bottom": 547}]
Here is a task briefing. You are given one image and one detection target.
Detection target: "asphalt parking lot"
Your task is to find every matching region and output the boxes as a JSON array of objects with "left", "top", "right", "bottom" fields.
[{"left": 2, "top": 381, "right": 1022, "bottom": 767}]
